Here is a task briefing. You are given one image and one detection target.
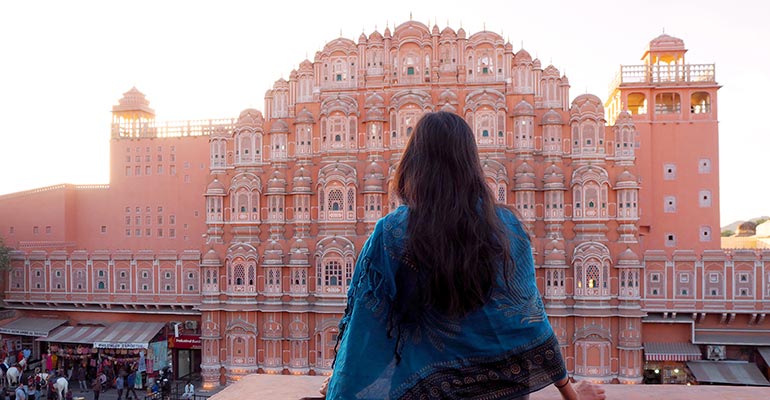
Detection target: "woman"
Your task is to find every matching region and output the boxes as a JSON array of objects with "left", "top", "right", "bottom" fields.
[{"left": 326, "top": 112, "right": 604, "bottom": 399}]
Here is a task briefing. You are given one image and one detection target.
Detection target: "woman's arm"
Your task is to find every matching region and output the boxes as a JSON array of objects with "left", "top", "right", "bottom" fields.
[
  {"left": 555, "top": 377, "right": 578, "bottom": 400},
  {"left": 555, "top": 378, "right": 606, "bottom": 400}
]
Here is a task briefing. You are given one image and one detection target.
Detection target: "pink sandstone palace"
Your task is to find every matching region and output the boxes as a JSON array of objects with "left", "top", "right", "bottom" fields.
[{"left": 1, "top": 21, "right": 769, "bottom": 389}]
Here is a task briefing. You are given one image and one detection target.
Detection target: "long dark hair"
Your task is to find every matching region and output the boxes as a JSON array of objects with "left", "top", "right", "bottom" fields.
[{"left": 392, "top": 111, "right": 513, "bottom": 319}]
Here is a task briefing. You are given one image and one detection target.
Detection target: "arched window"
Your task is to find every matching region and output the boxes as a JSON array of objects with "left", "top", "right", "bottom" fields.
[
  {"left": 475, "top": 110, "right": 496, "bottom": 146},
  {"left": 691, "top": 92, "right": 711, "bottom": 114},
  {"left": 627, "top": 93, "right": 647, "bottom": 115},
  {"left": 655, "top": 93, "right": 681, "bottom": 114}
]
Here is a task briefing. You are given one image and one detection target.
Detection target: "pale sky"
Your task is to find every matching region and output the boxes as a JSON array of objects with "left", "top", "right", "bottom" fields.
[{"left": 0, "top": 0, "right": 767, "bottom": 226}]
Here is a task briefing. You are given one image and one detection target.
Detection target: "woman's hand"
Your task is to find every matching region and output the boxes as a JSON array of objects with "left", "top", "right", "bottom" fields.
[
  {"left": 573, "top": 380, "right": 605, "bottom": 400},
  {"left": 319, "top": 374, "right": 331, "bottom": 397}
]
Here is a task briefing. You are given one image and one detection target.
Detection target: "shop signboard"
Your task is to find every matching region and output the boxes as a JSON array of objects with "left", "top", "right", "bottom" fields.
[{"left": 168, "top": 335, "right": 201, "bottom": 350}]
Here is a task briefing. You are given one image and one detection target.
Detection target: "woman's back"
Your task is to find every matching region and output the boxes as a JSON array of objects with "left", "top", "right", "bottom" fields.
[{"left": 327, "top": 205, "right": 566, "bottom": 399}]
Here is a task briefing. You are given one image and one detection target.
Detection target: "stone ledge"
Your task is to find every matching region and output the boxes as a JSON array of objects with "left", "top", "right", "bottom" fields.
[{"left": 209, "top": 374, "right": 770, "bottom": 400}]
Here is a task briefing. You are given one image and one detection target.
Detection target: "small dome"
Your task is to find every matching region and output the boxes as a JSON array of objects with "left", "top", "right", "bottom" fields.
[
  {"left": 432, "top": 24, "right": 439, "bottom": 35},
  {"left": 532, "top": 58, "right": 541, "bottom": 69},
  {"left": 457, "top": 27, "right": 466, "bottom": 38},
  {"left": 514, "top": 49, "right": 532, "bottom": 64},
  {"left": 617, "top": 248, "right": 640, "bottom": 265},
  {"left": 119, "top": 87, "right": 146, "bottom": 103},
  {"left": 515, "top": 162, "right": 536, "bottom": 188},
  {"left": 202, "top": 249, "right": 221, "bottom": 266},
  {"left": 542, "top": 109, "right": 563, "bottom": 125},
  {"left": 615, "top": 170, "right": 638, "bottom": 187},
  {"left": 615, "top": 110, "right": 634, "bottom": 126},
  {"left": 736, "top": 221, "right": 757, "bottom": 237},
  {"left": 295, "top": 107, "right": 315, "bottom": 124},
  {"left": 570, "top": 94, "right": 604, "bottom": 117},
  {"left": 383, "top": 26, "right": 391, "bottom": 38},
  {"left": 647, "top": 34, "right": 685, "bottom": 53},
  {"left": 516, "top": 161, "right": 534, "bottom": 175},
  {"left": 206, "top": 178, "right": 226, "bottom": 195},
  {"left": 369, "top": 30, "right": 383, "bottom": 41},
  {"left": 543, "top": 164, "right": 564, "bottom": 185},
  {"left": 544, "top": 240, "right": 566, "bottom": 264},
  {"left": 263, "top": 240, "right": 284, "bottom": 264},
  {"left": 560, "top": 74, "right": 570, "bottom": 85},
  {"left": 365, "top": 107, "right": 385, "bottom": 122},
  {"left": 292, "top": 167, "right": 312, "bottom": 192},
  {"left": 299, "top": 59, "right": 313, "bottom": 70},
  {"left": 365, "top": 92, "right": 385, "bottom": 108},
  {"left": 236, "top": 109, "right": 264, "bottom": 128},
  {"left": 363, "top": 162, "right": 385, "bottom": 192},
  {"left": 270, "top": 120, "right": 289, "bottom": 133},
  {"left": 113, "top": 87, "right": 155, "bottom": 114},
  {"left": 267, "top": 170, "right": 287, "bottom": 192},
  {"left": 440, "top": 26, "right": 456, "bottom": 37},
  {"left": 504, "top": 41, "right": 513, "bottom": 52},
  {"left": 543, "top": 65, "right": 560, "bottom": 77},
  {"left": 513, "top": 100, "right": 535, "bottom": 116},
  {"left": 358, "top": 32, "right": 367, "bottom": 43},
  {"left": 289, "top": 238, "right": 310, "bottom": 265},
  {"left": 439, "top": 89, "right": 458, "bottom": 104}
]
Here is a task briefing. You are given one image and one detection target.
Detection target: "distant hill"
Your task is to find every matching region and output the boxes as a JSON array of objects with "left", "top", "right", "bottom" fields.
[{"left": 722, "top": 216, "right": 770, "bottom": 233}]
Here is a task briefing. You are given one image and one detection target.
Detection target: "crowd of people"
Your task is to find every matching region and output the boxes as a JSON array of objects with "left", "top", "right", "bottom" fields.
[{"left": 0, "top": 361, "right": 195, "bottom": 400}]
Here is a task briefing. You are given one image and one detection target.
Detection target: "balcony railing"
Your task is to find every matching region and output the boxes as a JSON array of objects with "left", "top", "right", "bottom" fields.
[
  {"left": 609, "top": 63, "right": 716, "bottom": 92},
  {"left": 112, "top": 118, "right": 236, "bottom": 139}
]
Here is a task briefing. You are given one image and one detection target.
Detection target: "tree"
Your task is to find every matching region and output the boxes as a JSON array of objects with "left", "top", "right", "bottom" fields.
[
  {"left": 754, "top": 218, "right": 768, "bottom": 226},
  {"left": 721, "top": 230, "right": 734, "bottom": 237}
]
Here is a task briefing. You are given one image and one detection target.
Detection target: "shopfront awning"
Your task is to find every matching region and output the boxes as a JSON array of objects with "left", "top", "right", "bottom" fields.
[
  {"left": 644, "top": 342, "right": 702, "bottom": 362},
  {"left": 687, "top": 361, "right": 770, "bottom": 386},
  {"left": 0, "top": 318, "right": 67, "bottom": 337},
  {"left": 758, "top": 347, "right": 770, "bottom": 365},
  {"left": 695, "top": 331, "right": 770, "bottom": 346},
  {"left": 37, "top": 325, "right": 106, "bottom": 344},
  {"left": 93, "top": 322, "right": 165, "bottom": 349}
]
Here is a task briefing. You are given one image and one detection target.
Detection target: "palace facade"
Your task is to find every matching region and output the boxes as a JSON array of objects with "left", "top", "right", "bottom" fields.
[{"left": 2, "top": 21, "right": 769, "bottom": 389}]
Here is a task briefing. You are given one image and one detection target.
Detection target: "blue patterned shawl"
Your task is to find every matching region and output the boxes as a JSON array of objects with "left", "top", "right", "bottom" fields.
[{"left": 327, "top": 206, "right": 567, "bottom": 399}]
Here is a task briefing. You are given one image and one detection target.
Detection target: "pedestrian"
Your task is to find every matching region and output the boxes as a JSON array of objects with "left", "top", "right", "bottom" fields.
[
  {"left": 181, "top": 381, "right": 194, "bottom": 398},
  {"left": 15, "top": 382, "right": 27, "bottom": 400},
  {"left": 125, "top": 369, "right": 138, "bottom": 400},
  {"left": 75, "top": 365, "right": 87, "bottom": 392},
  {"left": 24, "top": 378, "right": 36, "bottom": 400},
  {"left": 115, "top": 374, "right": 124, "bottom": 400},
  {"left": 91, "top": 378, "right": 102, "bottom": 400}
]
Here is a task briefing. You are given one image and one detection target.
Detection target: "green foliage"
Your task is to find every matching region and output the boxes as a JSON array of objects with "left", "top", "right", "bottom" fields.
[
  {"left": 754, "top": 218, "right": 768, "bottom": 226},
  {"left": 0, "top": 237, "right": 11, "bottom": 271},
  {"left": 721, "top": 230, "right": 734, "bottom": 237}
]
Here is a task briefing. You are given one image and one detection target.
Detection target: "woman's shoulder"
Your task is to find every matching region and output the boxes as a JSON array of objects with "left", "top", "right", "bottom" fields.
[{"left": 495, "top": 206, "right": 523, "bottom": 229}]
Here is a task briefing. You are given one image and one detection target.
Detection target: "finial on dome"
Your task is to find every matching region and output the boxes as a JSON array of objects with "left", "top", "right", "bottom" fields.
[{"left": 409, "top": 11, "right": 412, "bottom": 20}]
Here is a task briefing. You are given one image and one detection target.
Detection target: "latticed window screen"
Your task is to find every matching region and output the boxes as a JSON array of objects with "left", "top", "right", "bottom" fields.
[
  {"left": 234, "top": 264, "right": 245, "bottom": 285},
  {"left": 587, "top": 265, "right": 600, "bottom": 288},
  {"left": 347, "top": 189, "right": 355, "bottom": 211},
  {"left": 325, "top": 261, "right": 342, "bottom": 286},
  {"left": 328, "top": 189, "right": 343, "bottom": 211}
]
